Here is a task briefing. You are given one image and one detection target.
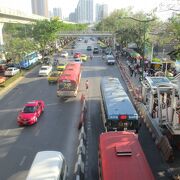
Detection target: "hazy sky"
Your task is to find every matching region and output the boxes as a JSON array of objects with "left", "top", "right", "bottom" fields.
[{"left": 0, "top": 0, "right": 173, "bottom": 20}]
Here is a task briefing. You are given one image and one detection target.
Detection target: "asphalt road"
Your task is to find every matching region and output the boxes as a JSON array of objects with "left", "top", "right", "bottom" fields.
[
  {"left": 0, "top": 56, "right": 81, "bottom": 179},
  {"left": 0, "top": 37, "right": 173, "bottom": 180},
  {"left": 80, "top": 39, "right": 171, "bottom": 180}
]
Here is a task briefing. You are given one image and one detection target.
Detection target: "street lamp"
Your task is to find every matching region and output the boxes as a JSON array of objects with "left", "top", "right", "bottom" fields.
[{"left": 118, "top": 16, "right": 156, "bottom": 79}]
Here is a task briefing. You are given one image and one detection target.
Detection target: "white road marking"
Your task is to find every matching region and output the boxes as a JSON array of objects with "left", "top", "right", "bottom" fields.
[
  {"left": 4, "top": 129, "right": 9, "bottom": 136},
  {"left": 19, "top": 156, "right": 27, "bottom": 166}
]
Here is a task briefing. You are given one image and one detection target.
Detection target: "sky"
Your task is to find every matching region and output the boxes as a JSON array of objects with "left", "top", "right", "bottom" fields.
[{"left": 0, "top": 0, "right": 174, "bottom": 20}]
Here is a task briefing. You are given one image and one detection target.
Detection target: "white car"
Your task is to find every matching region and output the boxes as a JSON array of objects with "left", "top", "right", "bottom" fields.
[
  {"left": 4, "top": 67, "right": 20, "bottom": 76},
  {"left": 106, "top": 55, "right": 116, "bottom": 65},
  {"left": 39, "top": 65, "right": 52, "bottom": 76},
  {"left": 60, "top": 51, "right": 68, "bottom": 58}
]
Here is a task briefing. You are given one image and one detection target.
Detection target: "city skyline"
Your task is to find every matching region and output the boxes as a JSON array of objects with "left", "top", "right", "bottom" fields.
[
  {"left": 0, "top": 0, "right": 175, "bottom": 20},
  {"left": 31, "top": 0, "right": 48, "bottom": 17}
]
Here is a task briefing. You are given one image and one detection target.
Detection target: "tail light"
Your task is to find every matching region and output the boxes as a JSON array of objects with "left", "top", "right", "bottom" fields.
[{"left": 118, "top": 115, "right": 128, "bottom": 122}]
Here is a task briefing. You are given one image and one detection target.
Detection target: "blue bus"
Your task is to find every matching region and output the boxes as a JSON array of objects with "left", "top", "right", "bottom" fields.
[
  {"left": 20, "top": 52, "right": 40, "bottom": 69},
  {"left": 100, "top": 77, "right": 139, "bottom": 132}
]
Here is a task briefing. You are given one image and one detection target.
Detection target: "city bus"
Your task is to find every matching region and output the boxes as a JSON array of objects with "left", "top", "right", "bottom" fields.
[
  {"left": 100, "top": 77, "right": 139, "bottom": 132},
  {"left": 57, "top": 62, "right": 81, "bottom": 97},
  {"left": 98, "top": 131, "right": 155, "bottom": 180},
  {"left": 19, "top": 51, "right": 40, "bottom": 69}
]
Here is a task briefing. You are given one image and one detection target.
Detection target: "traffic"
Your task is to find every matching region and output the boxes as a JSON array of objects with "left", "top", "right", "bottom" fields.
[{"left": 0, "top": 36, "right": 177, "bottom": 180}]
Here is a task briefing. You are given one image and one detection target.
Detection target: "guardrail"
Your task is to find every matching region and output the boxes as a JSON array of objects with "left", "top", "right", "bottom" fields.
[{"left": 74, "top": 94, "right": 87, "bottom": 180}]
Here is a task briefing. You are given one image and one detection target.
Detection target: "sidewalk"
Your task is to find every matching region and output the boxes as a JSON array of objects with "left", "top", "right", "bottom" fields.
[{"left": 117, "top": 55, "right": 142, "bottom": 94}]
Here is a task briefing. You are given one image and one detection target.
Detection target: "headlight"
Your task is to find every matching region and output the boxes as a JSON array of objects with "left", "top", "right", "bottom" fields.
[{"left": 31, "top": 116, "right": 36, "bottom": 120}]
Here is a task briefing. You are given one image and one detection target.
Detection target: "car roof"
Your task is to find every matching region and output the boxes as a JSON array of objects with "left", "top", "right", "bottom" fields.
[
  {"left": 41, "top": 65, "right": 50, "bottom": 68},
  {"left": 26, "top": 151, "right": 64, "bottom": 180},
  {"left": 7, "top": 67, "right": 16, "bottom": 69}
]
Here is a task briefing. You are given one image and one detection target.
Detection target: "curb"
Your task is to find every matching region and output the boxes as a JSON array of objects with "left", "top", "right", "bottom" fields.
[
  {"left": 0, "top": 76, "right": 24, "bottom": 100},
  {"left": 0, "top": 64, "right": 41, "bottom": 100}
]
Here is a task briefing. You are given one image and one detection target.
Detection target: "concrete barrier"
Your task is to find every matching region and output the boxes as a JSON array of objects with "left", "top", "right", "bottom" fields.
[
  {"left": 75, "top": 94, "right": 87, "bottom": 179},
  {"left": 74, "top": 156, "right": 85, "bottom": 180}
]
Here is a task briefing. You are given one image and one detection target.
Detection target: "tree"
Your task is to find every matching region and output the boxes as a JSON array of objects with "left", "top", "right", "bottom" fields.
[
  {"left": 3, "top": 23, "right": 36, "bottom": 62},
  {"left": 32, "top": 18, "right": 88, "bottom": 57},
  {"left": 4, "top": 37, "right": 37, "bottom": 62}
]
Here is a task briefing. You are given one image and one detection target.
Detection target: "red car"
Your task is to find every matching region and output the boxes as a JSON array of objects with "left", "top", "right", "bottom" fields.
[
  {"left": 73, "top": 52, "right": 81, "bottom": 58},
  {"left": 17, "top": 100, "right": 45, "bottom": 126}
]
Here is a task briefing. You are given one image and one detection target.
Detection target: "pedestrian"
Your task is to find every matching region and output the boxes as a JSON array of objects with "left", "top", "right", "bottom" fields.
[
  {"left": 90, "top": 54, "right": 93, "bottom": 60},
  {"left": 85, "top": 80, "right": 89, "bottom": 90}
]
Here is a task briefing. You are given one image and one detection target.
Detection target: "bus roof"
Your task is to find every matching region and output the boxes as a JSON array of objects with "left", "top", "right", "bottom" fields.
[
  {"left": 26, "top": 151, "right": 64, "bottom": 180},
  {"left": 101, "top": 77, "right": 138, "bottom": 119},
  {"left": 99, "top": 131, "right": 155, "bottom": 180},
  {"left": 59, "top": 63, "right": 81, "bottom": 82}
]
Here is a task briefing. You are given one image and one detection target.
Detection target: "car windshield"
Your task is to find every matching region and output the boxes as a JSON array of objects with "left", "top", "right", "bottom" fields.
[
  {"left": 23, "top": 106, "right": 36, "bottom": 113},
  {"left": 108, "top": 57, "right": 114, "bottom": 60},
  {"left": 41, "top": 67, "right": 48, "bottom": 70},
  {"left": 58, "top": 63, "right": 65, "bottom": 66},
  {"left": 50, "top": 73, "right": 58, "bottom": 77},
  {"left": 7, "top": 69, "right": 13, "bottom": 71}
]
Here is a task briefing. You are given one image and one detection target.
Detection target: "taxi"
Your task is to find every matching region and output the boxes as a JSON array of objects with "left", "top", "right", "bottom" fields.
[
  {"left": 47, "top": 71, "right": 60, "bottom": 84},
  {"left": 56, "top": 62, "right": 67, "bottom": 72},
  {"left": 80, "top": 54, "right": 88, "bottom": 62}
]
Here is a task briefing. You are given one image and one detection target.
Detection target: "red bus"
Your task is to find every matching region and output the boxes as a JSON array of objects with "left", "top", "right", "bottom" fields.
[
  {"left": 57, "top": 62, "right": 81, "bottom": 97},
  {"left": 99, "top": 131, "right": 155, "bottom": 180}
]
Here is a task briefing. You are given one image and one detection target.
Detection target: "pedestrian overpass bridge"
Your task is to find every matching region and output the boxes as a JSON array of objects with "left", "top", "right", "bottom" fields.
[
  {"left": 59, "top": 31, "right": 114, "bottom": 37},
  {"left": 0, "top": 7, "right": 48, "bottom": 46},
  {"left": 0, "top": 7, "right": 116, "bottom": 50}
]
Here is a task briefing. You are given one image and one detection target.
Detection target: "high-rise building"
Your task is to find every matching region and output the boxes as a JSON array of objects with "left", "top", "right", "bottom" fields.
[
  {"left": 31, "top": 0, "right": 48, "bottom": 17},
  {"left": 96, "top": 3, "right": 108, "bottom": 22},
  {"left": 53, "top": 8, "right": 62, "bottom": 19},
  {"left": 69, "top": 12, "right": 77, "bottom": 22},
  {"left": 73, "top": 0, "right": 93, "bottom": 23}
]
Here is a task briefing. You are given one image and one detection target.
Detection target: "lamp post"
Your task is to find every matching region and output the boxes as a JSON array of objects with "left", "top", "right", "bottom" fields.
[{"left": 118, "top": 16, "right": 156, "bottom": 79}]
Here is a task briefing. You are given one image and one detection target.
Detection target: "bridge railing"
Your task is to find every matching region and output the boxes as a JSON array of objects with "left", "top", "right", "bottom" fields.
[{"left": 58, "top": 31, "right": 114, "bottom": 36}]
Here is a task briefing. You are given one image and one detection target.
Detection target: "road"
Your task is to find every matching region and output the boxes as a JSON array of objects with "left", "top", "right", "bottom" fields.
[
  {"left": 0, "top": 60, "right": 81, "bottom": 179},
  {"left": 79, "top": 39, "right": 170, "bottom": 180},
  {"left": 0, "top": 37, "right": 171, "bottom": 180}
]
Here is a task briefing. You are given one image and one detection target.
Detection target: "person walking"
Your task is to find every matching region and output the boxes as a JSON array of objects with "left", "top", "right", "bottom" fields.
[
  {"left": 85, "top": 80, "right": 89, "bottom": 90},
  {"left": 90, "top": 54, "right": 93, "bottom": 60}
]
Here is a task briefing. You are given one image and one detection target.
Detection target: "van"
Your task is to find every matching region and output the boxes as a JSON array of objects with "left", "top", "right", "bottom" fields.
[
  {"left": 26, "top": 151, "right": 68, "bottom": 180},
  {"left": 106, "top": 55, "right": 115, "bottom": 65}
]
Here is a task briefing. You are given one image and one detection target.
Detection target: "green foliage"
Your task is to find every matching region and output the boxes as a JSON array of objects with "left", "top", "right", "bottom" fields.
[
  {"left": 4, "top": 37, "right": 37, "bottom": 62},
  {"left": 32, "top": 18, "right": 88, "bottom": 53},
  {"left": 4, "top": 23, "right": 33, "bottom": 38},
  {"left": 95, "top": 9, "right": 158, "bottom": 55}
]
